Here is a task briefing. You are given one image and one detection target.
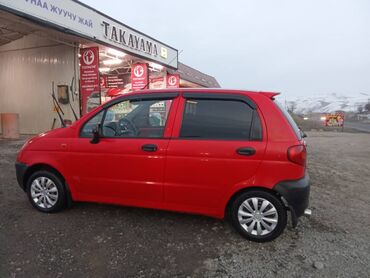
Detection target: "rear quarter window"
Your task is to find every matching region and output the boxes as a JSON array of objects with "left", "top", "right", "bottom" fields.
[{"left": 274, "top": 101, "right": 302, "bottom": 140}]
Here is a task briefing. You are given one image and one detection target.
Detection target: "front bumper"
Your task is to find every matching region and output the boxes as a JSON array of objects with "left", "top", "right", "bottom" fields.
[
  {"left": 273, "top": 173, "right": 310, "bottom": 227},
  {"left": 15, "top": 162, "right": 28, "bottom": 191}
]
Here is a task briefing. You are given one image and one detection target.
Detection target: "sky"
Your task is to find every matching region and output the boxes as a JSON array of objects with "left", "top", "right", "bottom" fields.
[{"left": 81, "top": 0, "right": 370, "bottom": 98}]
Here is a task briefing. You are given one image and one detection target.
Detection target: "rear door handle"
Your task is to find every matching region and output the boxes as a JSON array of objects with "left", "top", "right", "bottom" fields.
[
  {"left": 142, "top": 144, "right": 158, "bottom": 152},
  {"left": 237, "top": 147, "right": 256, "bottom": 156}
]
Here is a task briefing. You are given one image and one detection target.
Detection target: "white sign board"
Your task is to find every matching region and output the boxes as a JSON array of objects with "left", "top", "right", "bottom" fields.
[{"left": 0, "top": 0, "right": 178, "bottom": 69}]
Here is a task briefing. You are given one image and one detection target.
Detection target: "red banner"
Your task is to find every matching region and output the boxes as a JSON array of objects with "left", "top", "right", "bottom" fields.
[
  {"left": 149, "top": 71, "right": 166, "bottom": 89},
  {"left": 131, "top": 63, "right": 148, "bottom": 91},
  {"left": 80, "top": 47, "right": 100, "bottom": 115},
  {"left": 166, "top": 74, "right": 180, "bottom": 88}
]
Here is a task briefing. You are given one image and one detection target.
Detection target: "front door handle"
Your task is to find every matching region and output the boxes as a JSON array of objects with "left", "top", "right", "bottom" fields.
[
  {"left": 142, "top": 144, "right": 158, "bottom": 152},
  {"left": 237, "top": 147, "right": 256, "bottom": 156}
]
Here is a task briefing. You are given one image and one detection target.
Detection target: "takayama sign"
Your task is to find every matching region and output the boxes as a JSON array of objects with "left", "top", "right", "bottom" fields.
[
  {"left": 102, "top": 21, "right": 164, "bottom": 61},
  {"left": 80, "top": 47, "right": 100, "bottom": 115},
  {"left": 131, "top": 63, "right": 148, "bottom": 91},
  {"left": 0, "top": 0, "right": 178, "bottom": 69}
]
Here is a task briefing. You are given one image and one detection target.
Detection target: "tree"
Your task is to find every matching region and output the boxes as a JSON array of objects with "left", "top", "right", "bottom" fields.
[
  {"left": 358, "top": 105, "right": 363, "bottom": 113},
  {"left": 288, "top": 101, "right": 297, "bottom": 113},
  {"left": 365, "top": 103, "right": 370, "bottom": 112}
]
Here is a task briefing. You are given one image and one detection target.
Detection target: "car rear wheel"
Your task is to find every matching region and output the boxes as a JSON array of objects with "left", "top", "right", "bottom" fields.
[
  {"left": 230, "top": 190, "right": 287, "bottom": 242},
  {"left": 26, "top": 170, "right": 66, "bottom": 213}
]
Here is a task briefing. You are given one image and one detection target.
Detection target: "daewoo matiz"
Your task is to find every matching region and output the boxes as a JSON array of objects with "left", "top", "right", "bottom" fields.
[{"left": 15, "top": 89, "right": 310, "bottom": 242}]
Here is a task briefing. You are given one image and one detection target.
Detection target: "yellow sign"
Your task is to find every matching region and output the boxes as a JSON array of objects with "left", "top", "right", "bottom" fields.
[{"left": 160, "top": 47, "right": 168, "bottom": 59}]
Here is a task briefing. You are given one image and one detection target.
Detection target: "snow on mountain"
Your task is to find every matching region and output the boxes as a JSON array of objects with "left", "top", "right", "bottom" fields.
[{"left": 279, "top": 92, "right": 370, "bottom": 114}]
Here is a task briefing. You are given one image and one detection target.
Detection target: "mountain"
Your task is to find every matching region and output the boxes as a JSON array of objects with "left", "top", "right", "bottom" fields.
[{"left": 279, "top": 92, "right": 370, "bottom": 114}]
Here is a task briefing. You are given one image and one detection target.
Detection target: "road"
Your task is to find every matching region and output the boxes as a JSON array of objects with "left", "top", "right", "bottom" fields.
[{"left": 1, "top": 132, "right": 370, "bottom": 277}]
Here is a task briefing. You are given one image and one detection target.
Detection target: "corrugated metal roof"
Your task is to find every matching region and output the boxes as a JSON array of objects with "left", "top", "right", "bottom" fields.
[
  {"left": 169, "top": 62, "right": 221, "bottom": 88},
  {"left": 0, "top": 11, "right": 35, "bottom": 46}
]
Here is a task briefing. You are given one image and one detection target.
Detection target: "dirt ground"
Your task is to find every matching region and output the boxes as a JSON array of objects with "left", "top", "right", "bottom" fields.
[{"left": 0, "top": 131, "right": 369, "bottom": 278}]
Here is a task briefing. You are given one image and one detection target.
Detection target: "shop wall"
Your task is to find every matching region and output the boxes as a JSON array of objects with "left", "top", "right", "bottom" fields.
[{"left": 0, "top": 34, "right": 79, "bottom": 134}]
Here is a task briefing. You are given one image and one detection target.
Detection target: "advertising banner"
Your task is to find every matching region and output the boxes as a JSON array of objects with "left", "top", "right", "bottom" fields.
[
  {"left": 149, "top": 71, "right": 166, "bottom": 90},
  {"left": 104, "top": 74, "right": 129, "bottom": 88},
  {"left": 323, "top": 113, "right": 344, "bottom": 127},
  {"left": 131, "top": 63, "right": 148, "bottom": 91},
  {"left": 80, "top": 47, "right": 100, "bottom": 115},
  {"left": 166, "top": 74, "right": 180, "bottom": 88}
]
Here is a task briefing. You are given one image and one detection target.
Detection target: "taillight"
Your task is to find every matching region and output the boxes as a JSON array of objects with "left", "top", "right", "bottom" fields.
[{"left": 287, "top": 145, "right": 307, "bottom": 166}]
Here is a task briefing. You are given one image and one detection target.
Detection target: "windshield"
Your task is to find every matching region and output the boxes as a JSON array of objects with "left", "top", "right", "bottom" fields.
[{"left": 274, "top": 100, "right": 302, "bottom": 140}]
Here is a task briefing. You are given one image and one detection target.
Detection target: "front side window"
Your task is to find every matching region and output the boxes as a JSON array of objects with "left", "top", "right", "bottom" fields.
[
  {"left": 102, "top": 99, "right": 173, "bottom": 138},
  {"left": 180, "top": 99, "right": 260, "bottom": 140},
  {"left": 80, "top": 110, "right": 104, "bottom": 138}
]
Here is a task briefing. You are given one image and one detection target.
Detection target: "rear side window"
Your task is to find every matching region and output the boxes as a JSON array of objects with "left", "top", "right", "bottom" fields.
[
  {"left": 274, "top": 101, "right": 302, "bottom": 140},
  {"left": 180, "top": 99, "right": 262, "bottom": 140}
]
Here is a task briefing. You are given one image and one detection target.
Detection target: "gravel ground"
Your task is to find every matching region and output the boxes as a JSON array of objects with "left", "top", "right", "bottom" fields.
[{"left": 0, "top": 131, "right": 369, "bottom": 278}]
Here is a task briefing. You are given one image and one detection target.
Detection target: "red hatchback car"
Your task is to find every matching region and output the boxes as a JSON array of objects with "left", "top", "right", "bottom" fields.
[{"left": 15, "top": 89, "right": 310, "bottom": 242}]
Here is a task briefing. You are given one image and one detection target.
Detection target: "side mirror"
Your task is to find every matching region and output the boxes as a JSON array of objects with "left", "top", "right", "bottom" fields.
[
  {"left": 300, "top": 129, "right": 307, "bottom": 138},
  {"left": 90, "top": 125, "right": 101, "bottom": 144}
]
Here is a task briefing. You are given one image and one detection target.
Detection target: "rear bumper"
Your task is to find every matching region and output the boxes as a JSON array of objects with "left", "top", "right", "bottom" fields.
[
  {"left": 15, "top": 162, "right": 28, "bottom": 191},
  {"left": 273, "top": 172, "right": 310, "bottom": 227}
]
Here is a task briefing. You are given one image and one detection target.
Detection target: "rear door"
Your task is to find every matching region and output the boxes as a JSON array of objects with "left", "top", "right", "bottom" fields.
[{"left": 164, "top": 93, "right": 267, "bottom": 212}]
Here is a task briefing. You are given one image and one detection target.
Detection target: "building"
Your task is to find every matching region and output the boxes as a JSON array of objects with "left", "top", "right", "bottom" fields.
[{"left": 0, "top": 0, "right": 220, "bottom": 134}]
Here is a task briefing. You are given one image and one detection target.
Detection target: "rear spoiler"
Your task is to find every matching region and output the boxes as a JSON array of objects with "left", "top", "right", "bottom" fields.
[{"left": 259, "top": 92, "right": 280, "bottom": 99}]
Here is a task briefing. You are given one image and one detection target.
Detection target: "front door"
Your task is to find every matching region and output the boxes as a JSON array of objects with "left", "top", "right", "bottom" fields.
[{"left": 69, "top": 94, "right": 178, "bottom": 206}]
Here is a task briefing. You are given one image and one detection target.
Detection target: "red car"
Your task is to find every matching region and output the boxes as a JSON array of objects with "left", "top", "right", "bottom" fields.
[{"left": 15, "top": 89, "right": 310, "bottom": 242}]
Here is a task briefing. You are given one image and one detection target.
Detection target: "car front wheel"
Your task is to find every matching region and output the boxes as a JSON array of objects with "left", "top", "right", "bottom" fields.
[
  {"left": 230, "top": 190, "right": 287, "bottom": 242},
  {"left": 26, "top": 170, "right": 66, "bottom": 213}
]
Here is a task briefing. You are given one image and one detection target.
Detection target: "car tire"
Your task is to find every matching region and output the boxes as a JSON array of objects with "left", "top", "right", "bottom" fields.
[
  {"left": 26, "top": 170, "right": 66, "bottom": 213},
  {"left": 230, "top": 190, "right": 287, "bottom": 242}
]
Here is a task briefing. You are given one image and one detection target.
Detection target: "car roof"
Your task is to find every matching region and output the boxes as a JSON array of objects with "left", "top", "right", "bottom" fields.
[
  {"left": 139, "top": 88, "right": 277, "bottom": 94},
  {"left": 100, "top": 89, "right": 280, "bottom": 110},
  {"left": 113, "top": 88, "right": 279, "bottom": 99}
]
